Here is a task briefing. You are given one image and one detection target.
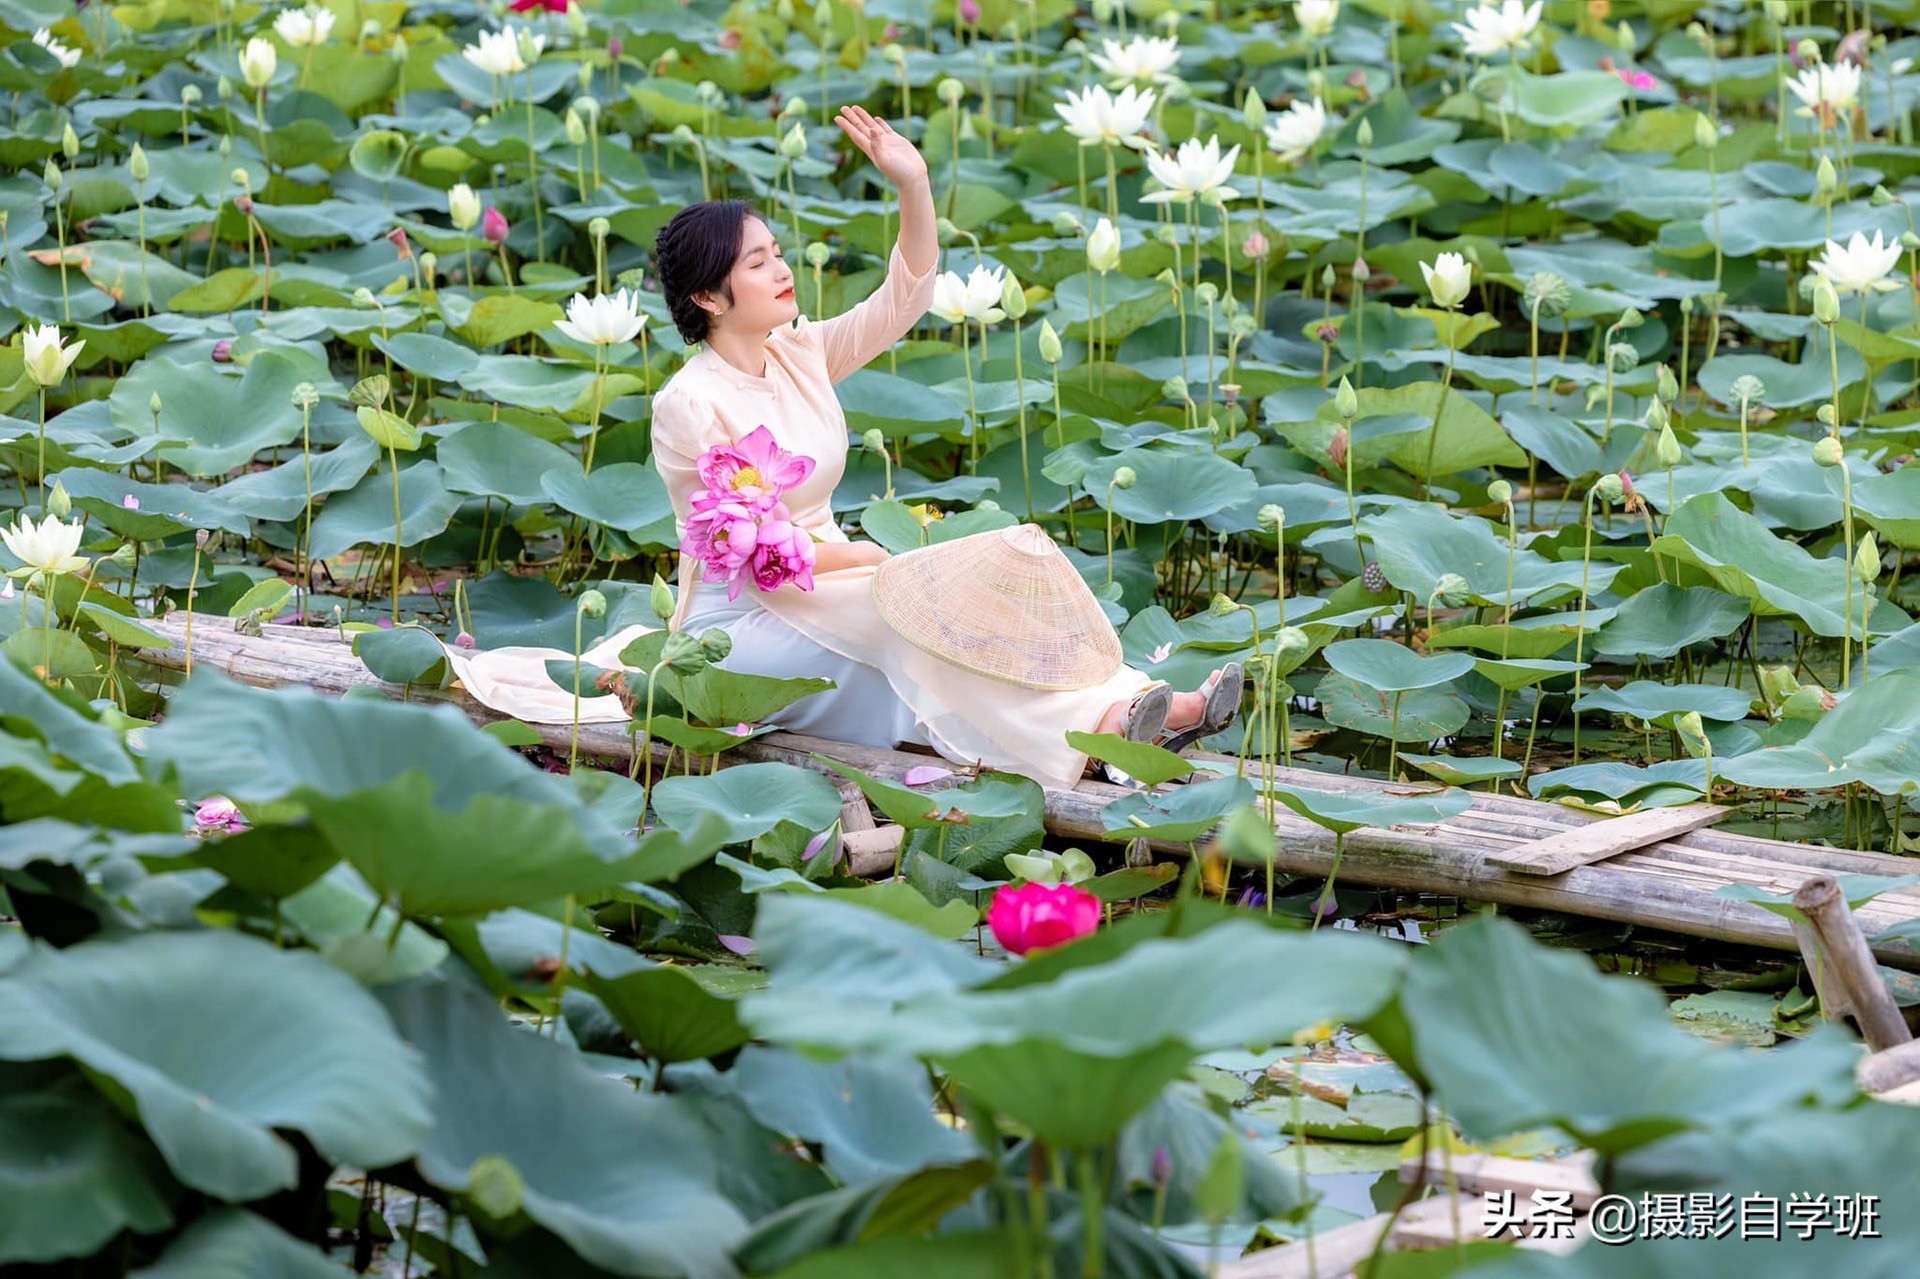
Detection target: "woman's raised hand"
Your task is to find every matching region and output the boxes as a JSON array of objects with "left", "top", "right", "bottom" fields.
[{"left": 833, "top": 105, "right": 929, "bottom": 189}]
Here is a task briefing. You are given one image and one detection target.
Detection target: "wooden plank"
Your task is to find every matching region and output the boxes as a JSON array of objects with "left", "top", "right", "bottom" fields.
[
  {"left": 1391, "top": 1195, "right": 1589, "bottom": 1255},
  {"left": 1483, "top": 804, "right": 1730, "bottom": 875},
  {"left": 1397, "top": 1151, "right": 1600, "bottom": 1210},
  {"left": 1857, "top": 1039, "right": 1920, "bottom": 1094},
  {"left": 125, "top": 616, "right": 1920, "bottom": 972},
  {"left": 1216, "top": 1196, "right": 1457, "bottom": 1279}
]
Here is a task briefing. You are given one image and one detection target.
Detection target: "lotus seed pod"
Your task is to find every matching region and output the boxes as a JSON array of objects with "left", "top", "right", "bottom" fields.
[
  {"left": 884, "top": 41, "right": 905, "bottom": 64},
  {"left": 1856, "top": 531, "right": 1881, "bottom": 582},
  {"left": 1487, "top": 478, "right": 1513, "bottom": 506},
  {"left": 110, "top": 541, "right": 139, "bottom": 570},
  {"left": 1433, "top": 572, "right": 1469, "bottom": 606},
  {"left": 352, "top": 286, "right": 378, "bottom": 307},
  {"left": 1655, "top": 422, "right": 1682, "bottom": 468},
  {"left": 1196, "top": 281, "right": 1218, "bottom": 304},
  {"left": 1161, "top": 376, "right": 1188, "bottom": 401},
  {"left": 1812, "top": 435, "right": 1843, "bottom": 467},
  {"left": 935, "top": 216, "right": 961, "bottom": 245},
  {"left": 1155, "top": 223, "right": 1180, "bottom": 247},
  {"left": 1038, "top": 318, "right": 1062, "bottom": 364},
  {"left": 1871, "top": 184, "right": 1896, "bottom": 207},
  {"left": 1816, "top": 403, "right": 1837, "bottom": 427},
  {"left": 577, "top": 588, "right": 607, "bottom": 618},
  {"left": 1904, "top": 232, "right": 1920, "bottom": 252},
  {"left": 671, "top": 123, "right": 697, "bottom": 147},
  {"left": 661, "top": 629, "right": 711, "bottom": 674},
  {"left": 1522, "top": 270, "right": 1570, "bottom": 318},
  {"left": 1209, "top": 592, "right": 1238, "bottom": 616},
  {"left": 698, "top": 628, "right": 732, "bottom": 663},
  {"left": 1355, "top": 118, "right": 1372, "bottom": 148},
  {"left": 1229, "top": 313, "right": 1258, "bottom": 339},
  {"left": 1112, "top": 466, "right": 1137, "bottom": 489},
  {"left": 129, "top": 142, "right": 149, "bottom": 183},
  {"left": 292, "top": 381, "right": 319, "bottom": 409},
  {"left": 936, "top": 77, "right": 964, "bottom": 105},
  {"left": 588, "top": 216, "right": 609, "bottom": 241},
  {"left": 1361, "top": 561, "right": 1387, "bottom": 593},
  {"left": 1729, "top": 374, "right": 1765, "bottom": 405},
  {"left": 182, "top": 84, "right": 202, "bottom": 105},
  {"left": 999, "top": 273, "right": 1028, "bottom": 319},
  {"left": 1606, "top": 342, "right": 1639, "bottom": 373},
  {"left": 230, "top": 166, "right": 250, "bottom": 188},
  {"left": 1693, "top": 112, "right": 1717, "bottom": 150},
  {"left": 1256, "top": 503, "right": 1285, "bottom": 532},
  {"left": 862, "top": 428, "right": 886, "bottom": 453},
  {"left": 804, "top": 240, "right": 830, "bottom": 267},
  {"left": 1812, "top": 274, "right": 1841, "bottom": 324},
  {"left": 1591, "top": 473, "right": 1623, "bottom": 505},
  {"left": 1615, "top": 307, "right": 1643, "bottom": 330},
  {"left": 1333, "top": 375, "right": 1358, "bottom": 419},
  {"left": 1276, "top": 626, "right": 1310, "bottom": 653}
]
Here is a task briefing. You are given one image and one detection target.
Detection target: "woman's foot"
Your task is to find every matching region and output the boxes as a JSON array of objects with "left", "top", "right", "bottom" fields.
[
  {"left": 1164, "top": 689, "right": 1207, "bottom": 733},
  {"left": 1157, "top": 664, "right": 1245, "bottom": 755}
]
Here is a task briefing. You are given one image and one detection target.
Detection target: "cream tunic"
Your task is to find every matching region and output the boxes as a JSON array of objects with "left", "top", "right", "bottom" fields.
[{"left": 452, "top": 241, "right": 1153, "bottom": 790}]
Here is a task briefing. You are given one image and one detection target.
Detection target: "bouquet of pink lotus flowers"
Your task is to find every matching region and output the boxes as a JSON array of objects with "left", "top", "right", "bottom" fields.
[{"left": 681, "top": 426, "right": 819, "bottom": 601}]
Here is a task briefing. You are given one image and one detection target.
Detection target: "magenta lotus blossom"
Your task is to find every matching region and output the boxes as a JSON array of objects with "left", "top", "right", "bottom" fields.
[
  {"left": 1616, "top": 67, "right": 1657, "bottom": 91},
  {"left": 987, "top": 881, "right": 1102, "bottom": 956},
  {"left": 958, "top": 0, "right": 980, "bottom": 22},
  {"left": 697, "top": 425, "right": 816, "bottom": 503},
  {"left": 681, "top": 495, "right": 764, "bottom": 592},
  {"left": 193, "top": 796, "right": 248, "bottom": 833},
  {"left": 749, "top": 513, "right": 816, "bottom": 596},
  {"left": 482, "top": 206, "right": 510, "bottom": 246}
]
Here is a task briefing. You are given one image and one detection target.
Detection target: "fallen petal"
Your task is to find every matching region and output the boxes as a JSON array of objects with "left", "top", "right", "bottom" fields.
[{"left": 903, "top": 765, "right": 954, "bottom": 787}]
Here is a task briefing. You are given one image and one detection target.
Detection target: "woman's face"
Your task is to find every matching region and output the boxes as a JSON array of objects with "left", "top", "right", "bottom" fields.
[{"left": 702, "top": 216, "right": 797, "bottom": 336}]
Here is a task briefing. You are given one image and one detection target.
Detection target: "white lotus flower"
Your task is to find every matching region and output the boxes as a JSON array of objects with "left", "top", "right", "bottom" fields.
[
  {"left": 1086, "top": 216, "right": 1121, "bottom": 273},
  {"left": 2, "top": 513, "right": 88, "bottom": 578},
  {"left": 463, "top": 27, "right": 542, "bottom": 77},
  {"left": 1054, "top": 83, "right": 1158, "bottom": 151},
  {"left": 1295, "top": 0, "right": 1339, "bottom": 39},
  {"left": 1452, "top": 0, "right": 1543, "bottom": 58},
  {"left": 930, "top": 264, "right": 1008, "bottom": 325},
  {"left": 1420, "top": 251, "right": 1472, "bottom": 309},
  {"left": 32, "top": 28, "right": 80, "bottom": 68},
  {"left": 553, "top": 289, "right": 643, "bottom": 345},
  {"left": 273, "top": 6, "right": 334, "bottom": 47},
  {"left": 1787, "top": 60, "right": 1862, "bottom": 126},
  {"left": 1089, "top": 34, "right": 1182, "bottom": 87},
  {"left": 1812, "top": 230, "right": 1903, "bottom": 296},
  {"left": 239, "top": 36, "right": 277, "bottom": 88},
  {"left": 447, "top": 182, "right": 482, "bottom": 231},
  {"left": 1140, "top": 135, "right": 1241, "bottom": 206},
  {"left": 1264, "top": 97, "right": 1330, "bottom": 164},
  {"left": 21, "top": 323, "right": 84, "bottom": 387}
]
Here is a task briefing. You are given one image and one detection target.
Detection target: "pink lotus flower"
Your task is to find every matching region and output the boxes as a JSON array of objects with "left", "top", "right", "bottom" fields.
[
  {"left": 509, "top": 0, "right": 568, "bottom": 11},
  {"left": 608, "top": 36, "right": 624, "bottom": 59},
  {"left": 987, "top": 881, "right": 1101, "bottom": 956},
  {"left": 958, "top": 0, "right": 980, "bottom": 23},
  {"left": 211, "top": 339, "right": 233, "bottom": 363},
  {"left": 193, "top": 796, "right": 248, "bottom": 833},
  {"left": 749, "top": 514, "right": 816, "bottom": 596},
  {"left": 681, "top": 496, "right": 763, "bottom": 590},
  {"left": 482, "top": 206, "right": 510, "bottom": 246},
  {"left": 697, "top": 425, "right": 816, "bottom": 502},
  {"left": 1616, "top": 67, "right": 1658, "bottom": 91}
]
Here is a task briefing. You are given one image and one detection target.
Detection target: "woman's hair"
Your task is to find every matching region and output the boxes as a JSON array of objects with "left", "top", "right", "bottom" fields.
[{"left": 653, "top": 199, "right": 759, "bottom": 345}]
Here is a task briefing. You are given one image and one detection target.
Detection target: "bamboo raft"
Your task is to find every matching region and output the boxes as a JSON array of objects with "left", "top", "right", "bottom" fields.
[{"left": 130, "top": 614, "right": 1920, "bottom": 973}]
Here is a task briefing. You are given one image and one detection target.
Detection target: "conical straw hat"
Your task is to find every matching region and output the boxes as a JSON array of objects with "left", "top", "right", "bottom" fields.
[{"left": 871, "top": 523, "right": 1124, "bottom": 691}]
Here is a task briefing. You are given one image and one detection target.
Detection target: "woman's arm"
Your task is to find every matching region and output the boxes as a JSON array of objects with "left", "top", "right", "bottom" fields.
[
  {"left": 812, "top": 107, "right": 939, "bottom": 383},
  {"left": 812, "top": 541, "right": 889, "bottom": 572}
]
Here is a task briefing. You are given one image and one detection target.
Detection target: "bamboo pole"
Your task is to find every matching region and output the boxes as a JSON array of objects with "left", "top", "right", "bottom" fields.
[{"left": 1792, "top": 873, "right": 1914, "bottom": 1052}]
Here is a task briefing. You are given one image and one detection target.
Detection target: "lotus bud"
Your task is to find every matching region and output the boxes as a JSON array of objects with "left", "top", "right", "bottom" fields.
[
  {"left": 110, "top": 542, "right": 139, "bottom": 570},
  {"left": 1243, "top": 230, "right": 1271, "bottom": 261},
  {"left": 1320, "top": 263, "right": 1336, "bottom": 290},
  {"left": 1796, "top": 38, "right": 1819, "bottom": 66},
  {"left": 1229, "top": 314, "right": 1258, "bottom": 340},
  {"left": 566, "top": 0, "right": 588, "bottom": 37},
  {"left": 1856, "top": 531, "right": 1881, "bottom": 583},
  {"left": 1594, "top": 472, "right": 1624, "bottom": 504},
  {"left": 129, "top": 142, "right": 150, "bottom": 183},
  {"left": 1815, "top": 155, "right": 1838, "bottom": 201},
  {"left": 1051, "top": 210, "right": 1084, "bottom": 236},
  {"left": 1000, "top": 273, "right": 1028, "bottom": 319},
  {"left": 1351, "top": 255, "right": 1372, "bottom": 283},
  {"left": 934, "top": 217, "right": 961, "bottom": 245},
  {"left": 150, "top": 392, "right": 163, "bottom": 415},
  {"left": 672, "top": 123, "right": 697, "bottom": 145},
  {"left": 1086, "top": 217, "right": 1121, "bottom": 273},
  {"left": 1812, "top": 436, "right": 1843, "bottom": 466},
  {"left": 1355, "top": 118, "right": 1372, "bottom": 148},
  {"left": 1151, "top": 1146, "right": 1173, "bottom": 1188},
  {"left": 1764, "top": 0, "right": 1788, "bottom": 21},
  {"left": 1209, "top": 592, "right": 1238, "bottom": 616},
  {"left": 1812, "top": 274, "right": 1840, "bottom": 324},
  {"left": 1679, "top": 293, "right": 1694, "bottom": 315},
  {"left": 1871, "top": 184, "right": 1896, "bottom": 207},
  {"left": 697, "top": 627, "right": 732, "bottom": 664},
  {"left": 1161, "top": 376, "right": 1188, "bottom": 401},
  {"left": 482, "top": 206, "right": 510, "bottom": 246},
  {"left": 211, "top": 338, "right": 233, "bottom": 363},
  {"left": 1656, "top": 363, "right": 1679, "bottom": 404},
  {"left": 43, "top": 158, "right": 60, "bottom": 190},
  {"left": 862, "top": 428, "right": 886, "bottom": 454},
  {"left": 936, "top": 77, "right": 964, "bottom": 105},
  {"left": 217, "top": 75, "right": 233, "bottom": 101},
  {"left": 1488, "top": 478, "right": 1513, "bottom": 506},
  {"left": 391, "top": 32, "right": 409, "bottom": 62},
  {"left": 804, "top": 240, "right": 830, "bottom": 268},
  {"left": 352, "top": 286, "right": 379, "bottom": 307},
  {"left": 778, "top": 122, "right": 807, "bottom": 157},
  {"left": 195, "top": 528, "right": 212, "bottom": 549},
  {"left": 1607, "top": 342, "right": 1639, "bottom": 373},
  {"left": 577, "top": 588, "right": 607, "bottom": 618},
  {"left": 1432, "top": 572, "right": 1469, "bottom": 606},
  {"left": 46, "top": 478, "right": 71, "bottom": 518},
  {"left": 884, "top": 41, "right": 905, "bottom": 65},
  {"left": 1333, "top": 374, "right": 1358, "bottom": 420},
  {"left": 1618, "top": 20, "right": 1637, "bottom": 52},
  {"left": 1111, "top": 466, "right": 1137, "bottom": 490},
  {"left": 515, "top": 28, "right": 542, "bottom": 63},
  {"left": 182, "top": 84, "right": 202, "bottom": 105},
  {"left": 645, "top": 574, "right": 675, "bottom": 621},
  {"left": 62, "top": 122, "right": 80, "bottom": 160},
  {"left": 660, "top": 629, "right": 711, "bottom": 674},
  {"left": 1675, "top": 710, "right": 1708, "bottom": 755},
  {"left": 1655, "top": 422, "right": 1682, "bottom": 468},
  {"left": 1693, "top": 112, "right": 1717, "bottom": 150},
  {"left": 814, "top": 0, "right": 833, "bottom": 29},
  {"left": 1257, "top": 503, "right": 1284, "bottom": 533},
  {"left": 1642, "top": 397, "right": 1668, "bottom": 433},
  {"left": 565, "top": 109, "right": 587, "bottom": 147},
  {"left": 1038, "top": 318, "right": 1062, "bottom": 365},
  {"left": 1817, "top": 404, "right": 1837, "bottom": 427}
]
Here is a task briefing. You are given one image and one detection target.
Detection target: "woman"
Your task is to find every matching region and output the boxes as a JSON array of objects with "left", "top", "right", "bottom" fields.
[{"left": 647, "top": 105, "right": 1239, "bottom": 789}]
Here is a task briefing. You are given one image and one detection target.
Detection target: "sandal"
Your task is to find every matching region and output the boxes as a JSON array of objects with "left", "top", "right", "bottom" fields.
[
  {"left": 1157, "top": 662, "right": 1245, "bottom": 757},
  {"left": 1098, "top": 681, "right": 1172, "bottom": 787}
]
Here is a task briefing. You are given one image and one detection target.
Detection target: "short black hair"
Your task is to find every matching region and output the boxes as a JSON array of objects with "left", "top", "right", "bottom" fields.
[{"left": 654, "top": 199, "right": 760, "bottom": 345}]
